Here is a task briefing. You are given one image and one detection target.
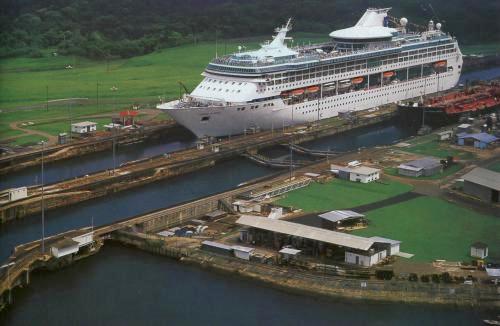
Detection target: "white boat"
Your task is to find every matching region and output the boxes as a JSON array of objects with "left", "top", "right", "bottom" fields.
[{"left": 158, "top": 8, "right": 462, "bottom": 137}]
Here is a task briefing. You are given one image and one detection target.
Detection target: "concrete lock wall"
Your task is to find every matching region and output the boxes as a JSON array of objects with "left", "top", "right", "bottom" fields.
[{"left": 464, "top": 181, "right": 493, "bottom": 202}]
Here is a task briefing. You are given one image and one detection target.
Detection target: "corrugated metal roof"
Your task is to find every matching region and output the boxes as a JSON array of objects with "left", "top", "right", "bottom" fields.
[
  {"left": 370, "top": 236, "right": 401, "bottom": 245},
  {"left": 457, "top": 133, "right": 498, "bottom": 144},
  {"left": 463, "top": 167, "right": 500, "bottom": 191},
  {"left": 279, "top": 248, "right": 302, "bottom": 255},
  {"left": 231, "top": 245, "right": 255, "bottom": 253},
  {"left": 201, "top": 241, "right": 232, "bottom": 251},
  {"left": 399, "top": 157, "right": 441, "bottom": 170},
  {"left": 319, "top": 210, "right": 365, "bottom": 223},
  {"left": 236, "top": 215, "right": 374, "bottom": 251}
]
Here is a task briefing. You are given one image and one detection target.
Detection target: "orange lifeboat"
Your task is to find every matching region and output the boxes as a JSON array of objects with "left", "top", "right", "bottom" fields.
[
  {"left": 383, "top": 71, "right": 394, "bottom": 78},
  {"left": 352, "top": 77, "right": 364, "bottom": 85},
  {"left": 291, "top": 88, "right": 305, "bottom": 96},
  {"left": 434, "top": 60, "right": 447, "bottom": 67},
  {"left": 306, "top": 86, "right": 320, "bottom": 93}
]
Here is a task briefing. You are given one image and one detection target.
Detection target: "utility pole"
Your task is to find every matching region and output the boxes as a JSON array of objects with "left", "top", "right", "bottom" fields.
[
  {"left": 96, "top": 82, "right": 100, "bottom": 111},
  {"left": 110, "top": 86, "right": 118, "bottom": 174},
  {"left": 46, "top": 86, "right": 49, "bottom": 111},
  {"left": 41, "top": 141, "right": 45, "bottom": 254}
]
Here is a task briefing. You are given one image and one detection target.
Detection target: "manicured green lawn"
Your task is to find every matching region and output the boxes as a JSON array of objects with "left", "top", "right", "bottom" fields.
[
  {"left": 9, "top": 134, "right": 48, "bottom": 147},
  {"left": 352, "top": 197, "right": 500, "bottom": 262},
  {"left": 384, "top": 163, "right": 465, "bottom": 180},
  {"left": 0, "top": 126, "right": 25, "bottom": 140},
  {"left": 276, "top": 178, "right": 413, "bottom": 213},
  {"left": 402, "top": 140, "right": 474, "bottom": 160},
  {"left": 25, "top": 117, "right": 113, "bottom": 137},
  {"left": 487, "top": 161, "right": 500, "bottom": 173}
]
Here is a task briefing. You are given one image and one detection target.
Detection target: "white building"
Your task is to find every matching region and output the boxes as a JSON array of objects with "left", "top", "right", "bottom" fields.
[
  {"left": 349, "top": 166, "right": 380, "bottom": 183},
  {"left": 8, "top": 187, "right": 28, "bottom": 202},
  {"left": 470, "top": 242, "right": 488, "bottom": 259},
  {"left": 232, "top": 200, "right": 261, "bottom": 213},
  {"left": 51, "top": 238, "right": 79, "bottom": 258},
  {"left": 71, "top": 121, "right": 97, "bottom": 134},
  {"left": 232, "top": 245, "right": 255, "bottom": 260},
  {"left": 345, "top": 248, "right": 387, "bottom": 267},
  {"left": 72, "top": 232, "right": 94, "bottom": 247}
]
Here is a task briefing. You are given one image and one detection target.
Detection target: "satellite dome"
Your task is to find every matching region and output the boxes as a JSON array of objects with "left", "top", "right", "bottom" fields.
[
  {"left": 400, "top": 17, "right": 408, "bottom": 26},
  {"left": 436, "top": 23, "right": 442, "bottom": 30}
]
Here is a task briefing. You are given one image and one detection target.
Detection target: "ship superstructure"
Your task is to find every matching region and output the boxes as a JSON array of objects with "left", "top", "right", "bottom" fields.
[{"left": 158, "top": 8, "right": 463, "bottom": 137}]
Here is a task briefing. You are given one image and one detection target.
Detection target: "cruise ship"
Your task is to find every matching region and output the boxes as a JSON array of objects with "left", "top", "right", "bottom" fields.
[{"left": 158, "top": 8, "right": 463, "bottom": 137}]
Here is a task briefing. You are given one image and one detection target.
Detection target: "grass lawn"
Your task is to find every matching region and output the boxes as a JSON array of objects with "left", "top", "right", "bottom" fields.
[
  {"left": 24, "top": 117, "right": 121, "bottom": 137},
  {"left": 402, "top": 140, "right": 475, "bottom": 160},
  {"left": 384, "top": 163, "right": 465, "bottom": 180},
  {"left": 487, "top": 161, "right": 500, "bottom": 173},
  {"left": 0, "top": 126, "right": 25, "bottom": 140},
  {"left": 9, "top": 134, "right": 48, "bottom": 147},
  {"left": 0, "top": 33, "right": 325, "bottom": 141},
  {"left": 352, "top": 197, "right": 500, "bottom": 262},
  {"left": 276, "top": 178, "right": 413, "bottom": 213}
]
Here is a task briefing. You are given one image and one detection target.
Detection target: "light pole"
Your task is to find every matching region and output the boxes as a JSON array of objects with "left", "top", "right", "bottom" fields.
[
  {"left": 40, "top": 141, "right": 46, "bottom": 254},
  {"left": 110, "top": 86, "right": 118, "bottom": 174},
  {"left": 1, "top": 262, "right": 15, "bottom": 303}
]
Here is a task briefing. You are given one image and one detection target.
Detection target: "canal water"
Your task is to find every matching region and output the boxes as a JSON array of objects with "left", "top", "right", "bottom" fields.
[
  {"left": 0, "top": 157, "right": 274, "bottom": 262},
  {"left": 0, "top": 132, "right": 196, "bottom": 190},
  {"left": 0, "top": 244, "right": 489, "bottom": 325}
]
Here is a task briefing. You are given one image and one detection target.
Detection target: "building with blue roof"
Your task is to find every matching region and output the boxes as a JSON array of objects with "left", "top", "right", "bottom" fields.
[{"left": 456, "top": 133, "right": 498, "bottom": 149}]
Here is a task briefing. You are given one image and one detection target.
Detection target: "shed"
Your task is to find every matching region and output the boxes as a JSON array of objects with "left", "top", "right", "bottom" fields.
[
  {"left": 232, "top": 245, "right": 255, "bottom": 260},
  {"left": 51, "top": 238, "right": 79, "bottom": 258},
  {"left": 58, "top": 133, "right": 68, "bottom": 145},
  {"left": 370, "top": 236, "right": 401, "bottom": 256},
  {"left": 201, "top": 241, "right": 233, "bottom": 256},
  {"left": 71, "top": 121, "right": 97, "bottom": 134},
  {"left": 345, "top": 248, "right": 387, "bottom": 267},
  {"left": 232, "top": 200, "right": 261, "bottom": 213},
  {"left": 462, "top": 167, "right": 500, "bottom": 203},
  {"left": 204, "top": 210, "right": 227, "bottom": 221},
  {"left": 279, "top": 247, "right": 301, "bottom": 261},
  {"left": 7, "top": 187, "right": 28, "bottom": 202},
  {"left": 457, "top": 124, "right": 471, "bottom": 133},
  {"left": 398, "top": 157, "right": 442, "bottom": 177},
  {"left": 318, "top": 210, "right": 365, "bottom": 229},
  {"left": 470, "top": 242, "right": 488, "bottom": 259},
  {"left": 456, "top": 133, "right": 498, "bottom": 149},
  {"left": 72, "top": 232, "right": 94, "bottom": 247},
  {"left": 436, "top": 130, "right": 453, "bottom": 141},
  {"left": 330, "top": 164, "right": 380, "bottom": 183}
]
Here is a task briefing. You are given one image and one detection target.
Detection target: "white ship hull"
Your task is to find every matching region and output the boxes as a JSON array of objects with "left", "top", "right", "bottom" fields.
[{"left": 161, "top": 69, "right": 461, "bottom": 138}]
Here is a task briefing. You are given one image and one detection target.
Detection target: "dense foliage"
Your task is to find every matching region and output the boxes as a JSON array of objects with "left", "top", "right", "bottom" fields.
[{"left": 1, "top": 0, "right": 499, "bottom": 59}]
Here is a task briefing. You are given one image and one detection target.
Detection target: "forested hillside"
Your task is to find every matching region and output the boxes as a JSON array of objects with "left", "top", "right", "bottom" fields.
[{"left": 1, "top": 0, "right": 499, "bottom": 59}]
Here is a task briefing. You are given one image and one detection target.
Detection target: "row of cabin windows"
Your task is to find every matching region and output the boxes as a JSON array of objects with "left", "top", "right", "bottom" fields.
[
  {"left": 268, "top": 47, "right": 456, "bottom": 86},
  {"left": 235, "top": 102, "right": 275, "bottom": 111},
  {"left": 295, "top": 78, "right": 440, "bottom": 114},
  {"left": 269, "top": 53, "right": 454, "bottom": 91}
]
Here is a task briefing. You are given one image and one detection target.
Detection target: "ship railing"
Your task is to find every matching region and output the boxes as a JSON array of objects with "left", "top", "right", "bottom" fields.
[{"left": 210, "top": 43, "right": 402, "bottom": 68}]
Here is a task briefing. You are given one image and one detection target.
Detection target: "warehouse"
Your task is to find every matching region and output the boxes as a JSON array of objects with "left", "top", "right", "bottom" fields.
[
  {"left": 318, "top": 210, "right": 366, "bottom": 230},
  {"left": 71, "top": 121, "right": 97, "bottom": 134},
  {"left": 236, "top": 215, "right": 400, "bottom": 267},
  {"left": 398, "top": 157, "right": 442, "bottom": 177},
  {"left": 456, "top": 133, "right": 498, "bottom": 149},
  {"left": 462, "top": 167, "right": 500, "bottom": 203},
  {"left": 330, "top": 164, "right": 380, "bottom": 183}
]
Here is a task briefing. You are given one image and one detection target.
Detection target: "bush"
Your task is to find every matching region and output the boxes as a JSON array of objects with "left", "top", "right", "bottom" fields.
[
  {"left": 375, "top": 270, "right": 394, "bottom": 280},
  {"left": 431, "top": 274, "right": 440, "bottom": 283},
  {"left": 409, "top": 273, "right": 418, "bottom": 282},
  {"left": 420, "top": 275, "right": 430, "bottom": 282},
  {"left": 440, "top": 272, "right": 453, "bottom": 283}
]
